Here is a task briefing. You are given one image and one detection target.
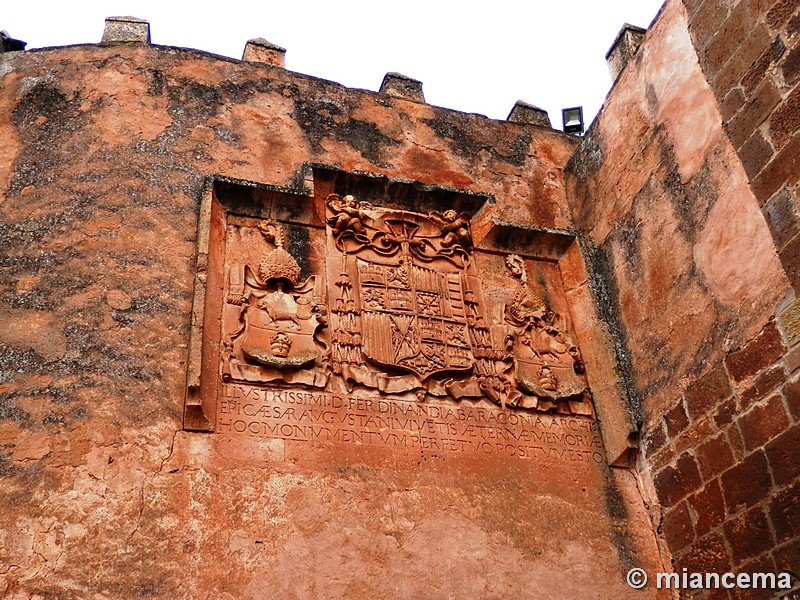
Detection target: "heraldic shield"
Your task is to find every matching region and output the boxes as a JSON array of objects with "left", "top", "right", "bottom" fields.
[
  {"left": 326, "top": 194, "right": 477, "bottom": 384},
  {"left": 357, "top": 258, "right": 473, "bottom": 379}
]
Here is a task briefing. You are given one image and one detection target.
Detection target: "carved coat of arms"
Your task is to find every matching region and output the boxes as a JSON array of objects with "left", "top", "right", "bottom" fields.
[
  {"left": 222, "top": 221, "right": 328, "bottom": 389},
  {"left": 219, "top": 194, "right": 592, "bottom": 416}
]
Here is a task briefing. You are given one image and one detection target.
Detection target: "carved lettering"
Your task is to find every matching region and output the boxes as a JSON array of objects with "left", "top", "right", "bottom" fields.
[
  {"left": 209, "top": 190, "right": 599, "bottom": 465},
  {"left": 216, "top": 384, "right": 604, "bottom": 464}
]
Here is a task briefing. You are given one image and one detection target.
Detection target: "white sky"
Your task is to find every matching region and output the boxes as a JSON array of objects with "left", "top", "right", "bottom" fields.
[{"left": 4, "top": 1, "right": 665, "bottom": 130}]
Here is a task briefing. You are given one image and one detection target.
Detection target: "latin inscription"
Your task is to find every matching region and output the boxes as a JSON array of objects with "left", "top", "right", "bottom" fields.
[{"left": 217, "top": 385, "right": 605, "bottom": 464}]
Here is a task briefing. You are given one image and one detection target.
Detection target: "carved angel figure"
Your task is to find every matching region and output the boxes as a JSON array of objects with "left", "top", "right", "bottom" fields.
[
  {"left": 428, "top": 209, "right": 473, "bottom": 251},
  {"left": 327, "top": 194, "right": 371, "bottom": 237}
]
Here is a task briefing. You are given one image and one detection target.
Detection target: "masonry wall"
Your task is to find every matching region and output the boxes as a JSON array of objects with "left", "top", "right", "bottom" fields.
[
  {"left": 684, "top": 0, "right": 800, "bottom": 291},
  {"left": 0, "top": 38, "right": 670, "bottom": 598},
  {"left": 567, "top": 0, "right": 800, "bottom": 595}
]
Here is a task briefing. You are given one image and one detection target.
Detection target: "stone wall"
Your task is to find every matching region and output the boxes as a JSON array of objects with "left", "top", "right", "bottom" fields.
[
  {"left": 0, "top": 24, "right": 669, "bottom": 599},
  {"left": 2, "top": 1, "right": 799, "bottom": 597},
  {"left": 568, "top": 0, "right": 800, "bottom": 595},
  {"left": 684, "top": 0, "right": 800, "bottom": 291}
]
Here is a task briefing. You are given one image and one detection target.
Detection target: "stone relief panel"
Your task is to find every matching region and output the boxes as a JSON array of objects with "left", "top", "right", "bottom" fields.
[
  {"left": 215, "top": 193, "right": 592, "bottom": 417},
  {"left": 222, "top": 220, "right": 329, "bottom": 389}
]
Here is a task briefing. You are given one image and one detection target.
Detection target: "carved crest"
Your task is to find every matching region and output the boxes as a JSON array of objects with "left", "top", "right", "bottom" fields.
[
  {"left": 499, "top": 254, "right": 589, "bottom": 412},
  {"left": 325, "top": 195, "right": 479, "bottom": 391},
  {"left": 217, "top": 196, "right": 592, "bottom": 416},
  {"left": 222, "top": 220, "right": 329, "bottom": 388}
]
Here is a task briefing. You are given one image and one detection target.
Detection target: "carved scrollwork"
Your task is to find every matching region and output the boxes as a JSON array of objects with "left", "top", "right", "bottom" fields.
[
  {"left": 221, "top": 220, "right": 329, "bottom": 388},
  {"left": 219, "top": 195, "right": 593, "bottom": 416}
]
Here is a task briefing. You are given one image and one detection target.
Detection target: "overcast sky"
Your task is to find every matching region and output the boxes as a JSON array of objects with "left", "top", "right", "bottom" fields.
[{"left": 4, "top": 1, "right": 666, "bottom": 130}]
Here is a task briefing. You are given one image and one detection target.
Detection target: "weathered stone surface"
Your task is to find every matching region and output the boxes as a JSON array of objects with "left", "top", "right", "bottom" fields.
[
  {"left": 101, "top": 16, "right": 150, "bottom": 44},
  {"left": 779, "top": 297, "right": 800, "bottom": 346},
  {"left": 242, "top": 38, "right": 286, "bottom": 68},
  {"left": 4, "top": 0, "right": 800, "bottom": 594},
  {"left": 725, "top": 320, "right": 787, "bottom": 383},
  {"left": 567, "top": 0, "right": 788, "bottom": 426},
  {"left": 606, "top": 24, "right": 647, "bottom": 81},
  {"left": 507, "top": 101, "right": 551, "bottom": 128},
  {"left": 571, "top": 0, "right": 799, "bottom": 584},
  {"left": 379, "top": 72, "right": 425, "bottom": 103},
  {"left": 0, "top": 29, "right": 667, "bottom": 599}
]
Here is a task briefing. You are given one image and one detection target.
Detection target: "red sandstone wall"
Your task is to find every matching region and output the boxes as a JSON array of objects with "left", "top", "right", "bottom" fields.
[
  {"left": 568, "top": 0, "right": 800, "bottom": 595},
  {"left": 0, "top": 42, "right": 667, "bottom": 598},
  {"left": 684, "top": 0, "right": 800, "bottom": 291}
]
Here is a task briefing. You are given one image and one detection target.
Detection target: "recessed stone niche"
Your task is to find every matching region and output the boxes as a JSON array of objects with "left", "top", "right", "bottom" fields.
[{"left": 185, "top": 169, "right": 606, "bottom": 474}]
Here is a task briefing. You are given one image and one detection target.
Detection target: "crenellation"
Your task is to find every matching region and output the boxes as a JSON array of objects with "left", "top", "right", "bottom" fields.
[
  {"left": 506, "top": 100, "right": 552, "bottom": 128},
  {"left": 378, "top": 71, "right": 425, "bottom": 102},
  {"left": 2, "top": 1, "right": 800, "bottom": 596},
  {"left": 100, "top": 16, "right": 151, "bottom": 45},
  {"left": 242, "top": 37, "right": 286, "bottom": 68},
  {"left": 606, "top": 23, "right": 647, "bottom": 81}
]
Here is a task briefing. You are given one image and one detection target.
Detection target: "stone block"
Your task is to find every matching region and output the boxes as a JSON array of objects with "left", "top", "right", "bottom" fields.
[
  {"left": 772, "top": 536, "right": 800, "bottom": 579},
  {"left": 719, "top": 87, "right": 746, "bottom": 122},
  {"left": 378, "top": 73, "right": 425, "bottom": 103},
  {"left": 0, "top": 31, "right": 26, "bottom": 52},
  {"left": 738, "top": 393, "right": 790, "bottom": 452},
  {"left": 685, "top": 363, "right": 733, "bottom": 420},
  {"left": 242, "top": 38, "right": 286, "bottom": 68},
  {"left": 731, "top": 554, "right": 781, "bottom": 600},
  {"left": 789, "top": 10, "right": 800, "bottom": 36},
  {"left": 739, "top": 130, "right": 774, "bottom": 180},
  {"left": 723, "top": 505, "right": 774, "bottom": 565},
  {"left": 605, "top": 24, "right": 647, "bottom": 81},
  {"left": 654, "top": 452, "right": 703, "bottom": 507},
  {"left": 101, "top": 16, "right": 150, "bottom": 44},
  {"left": 714, "top": 396, "right": 738, "bottom": 427},
  {"left": 725, "top": 320, "right": 787, "bottom": 383},
  {"left": 720, "top": 449, "right": 773, "bottom": 512},
  {"left": 769, "top": 478, "right": 800, "bottom": 543},
  {"left": 665, "top": 399, "right": 690, "bottom": 436},
  {"left": 674, "top": 531, "right": 733, "bottom": 574},
  {"left": 711, "top": 24, "right": 771, "bottom": 100},
  {"left": 506, "top": 101, "right": 551, "bottom": 128},
  {"left": 690, "top": 0, "right": 730, "bottom": 49},
  {"left": 779, "top": 231, "right": 800, "bottom": 289},
  {"left": 767, "top": 83, "right": 800, "bottom": 150},
  {"left": 785, "top": 373, "right": 800, "bottom": 418},
  {"left": 738, "top": 365, "right": 787, "bottom": 409},
  {"left": 765, "top": 421, "right": 800, "bottom": 485},
  {"left": 703, "top": 0, "right": 755, "bottom": 76},
  {"left": 767, "top": 0, "right": 800, "bottom": 30},
  {"left": 689, "top": 478, "right": 727, "bottom": 536},
  {"left": 763, "top": 187, "right": 800, "bottom": 251},
  {"left": 674, "top": 416, "right": 716, "bottom": 455},
  {"left": 697, "top": 432, "right": 735, "bottom": 479},
  {"left": 727, "top": 423, "right": 748, "bottom": 460},
  {"left": 643, "top": 421, "right": 667, "bottom": 458},
  {"left": 751, "top": 132, "right": 800, "bottom": 205},
  {"left": 727, "top": 78, "right": 781, "bottom": 149},
  {"left": 741, "top": 36, "right": 785, "bottom": 94},
  {"left": 786, "top": 345, "right": 800, "bottom": 375},
  {"left": 663, "top": 500, "right": 696, "bottom": 554},
  {"left": 778, "top": 297, "right": 800, "bottom": 346},
  {"left": 782, "top": 43, "right": 800, "bottom": 86}
]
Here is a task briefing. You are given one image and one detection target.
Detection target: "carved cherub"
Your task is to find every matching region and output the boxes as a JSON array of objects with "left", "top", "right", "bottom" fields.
[
  {"left": 327, "top": 194, "right": 371, "bottom": 236},
  {"left": 428, "top": 209, "right": 473, "bottom": 251}
]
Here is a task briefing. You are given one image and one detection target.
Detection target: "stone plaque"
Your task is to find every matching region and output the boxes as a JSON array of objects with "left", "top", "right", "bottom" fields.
[{"left": 186, "top": 177, "right": 600, "bottom": 468}]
